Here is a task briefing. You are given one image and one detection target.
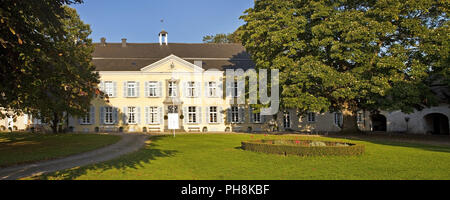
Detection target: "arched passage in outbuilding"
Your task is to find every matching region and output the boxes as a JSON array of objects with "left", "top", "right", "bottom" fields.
[
  {"left": 424, "top": 113, "right": 449, "bottom": 135},
  {"left": 371, "top": 114, "right": 387, "bottom": 132}
]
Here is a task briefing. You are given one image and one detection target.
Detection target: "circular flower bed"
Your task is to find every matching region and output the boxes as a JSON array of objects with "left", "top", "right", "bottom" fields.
[{"left": 241, "top": 140, "right": 364, "bottom": 156}]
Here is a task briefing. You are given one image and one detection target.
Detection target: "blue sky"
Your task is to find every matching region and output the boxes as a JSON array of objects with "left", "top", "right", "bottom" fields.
[{"left": 71, "top": 0, "right": 254, "bottom": 43}]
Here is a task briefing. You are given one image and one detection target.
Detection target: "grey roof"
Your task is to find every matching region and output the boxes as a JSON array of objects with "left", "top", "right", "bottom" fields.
[{"left": 92, "top": 43, "right": 255, "bottom": 71}]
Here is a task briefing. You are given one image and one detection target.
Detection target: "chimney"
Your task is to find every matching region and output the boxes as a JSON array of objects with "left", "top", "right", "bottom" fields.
[
  {"left": 158, "top": 30, "right": 168, "bottom": 45},
  {"left": 194, "top": 60, "right": 202, "bottom": 68},
  {"left": 121, "top": 38, "right": 127, "bottom": 47},
  {"left": 100, "top": 37, "right": 106, "bottom": 46}
]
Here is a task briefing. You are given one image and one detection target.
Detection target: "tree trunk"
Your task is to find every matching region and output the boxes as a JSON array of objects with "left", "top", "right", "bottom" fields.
[
  {"left": 340, "top": 106, "right": 360, "bottom": 134},
  {"left": 51, "top": 112, "right": 59, "bottom": 134}
]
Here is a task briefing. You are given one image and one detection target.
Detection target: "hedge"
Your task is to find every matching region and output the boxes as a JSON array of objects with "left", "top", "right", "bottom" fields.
[{"left": 241, "top": 140, "right": 364, "bottom": 156}]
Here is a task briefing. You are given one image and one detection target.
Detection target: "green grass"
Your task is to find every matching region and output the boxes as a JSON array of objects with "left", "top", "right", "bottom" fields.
[
  {"left": 0, "top": 132, "right": 121, "bottom": 167},
  {"left": 29, "top": 133, "right": 450, "bottom": 180}
]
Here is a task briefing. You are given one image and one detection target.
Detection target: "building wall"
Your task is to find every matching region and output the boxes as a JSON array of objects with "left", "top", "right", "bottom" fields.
[{"left": 0, "top": 111, "right": 30, "bottom": 132}]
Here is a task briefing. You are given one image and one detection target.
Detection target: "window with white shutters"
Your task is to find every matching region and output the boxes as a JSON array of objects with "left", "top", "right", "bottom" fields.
[
  {"left": 81, "top": 108, "right": 90, "bottom": 125},
  {"left": 128, "top": 107, "right": 136, "bottom": 124},
  {"left": 127, "top": 82, "right": 137, "bottom": 97},
  {"left": 307, "top": 112, "right": 316, "bottom": 122},
  {"left": 231, "top": 106, "right": 239, "bottom": 123},
  {"left": 104, "top": 107, "right": 114, "bottom": 124},
  {"left": 148, "top": 107, "right": 158, "bottom": 124},
  {"left": 169, "top": 81, "right": 177, "bottom": 97},
  {"left": 208, "top": 82, "right": 217, "bottom": 97},
  {"left": 209, "top": 106, "right": 218, "bottom": 123},
  {"left": 104, "top": 81, "right": 114, "bottom": 97},
  {"left": 188, "top": 106, "right": 197, "bottom": 123},
  {"left": 148, "top": 81, "right": 157, "bottom": 97},
  {"left": 187, "top": 81, "right": 196, "bottom": 97}
]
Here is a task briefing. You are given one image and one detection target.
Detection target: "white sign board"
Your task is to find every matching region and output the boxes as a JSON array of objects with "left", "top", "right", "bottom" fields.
[{"left": 168, "top": 113, "right": 179, "bottom": 130}]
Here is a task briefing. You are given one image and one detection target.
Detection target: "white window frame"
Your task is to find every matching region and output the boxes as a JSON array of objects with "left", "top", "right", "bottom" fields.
[
  {"left": 231, "top": 106, "right": 239, "bottom": 123},
  {"left": 253, "top": 112, "right": 261, "bottom": 123},
  {"left": 283, "top": 111, "right": 291, "bottom": 128},
  {"left": 187, "top": 81, "right": 196, "bottom": 97},
  {"left": 208, "top": 81, "right": 217, "bottom": 97},
  {"left": 188, "top": 106, "right": 197, "bottom": 123},
  {"left": 127, "top": 81, "right": 137, "bottom": 97},
  {"left": 168, "top": 81, "right": 177, "bottom": 97},
  {"left": 127, "top": 107, "right": 136, "bottom": 124},
  {"left": 81, "top": 108, "right": 91, "bottom": 125},
  {"left": 357, "top": 112, "right": 363, "bottom": 123},
  {"left": 104, "top": 81, "right": 114, "bottom": 97},
  {"left": 209, "top": 106, "right": 218, "bottom": 123},
  {"left": 104, "top": 107, "right": 114, "bottom": 124},
  {"left": 148, "top": 81, "right": 157, "bottom": 97},
  {"left": 307, "top": 112, "right": 316, "bottom": 122},
  {"left": 232, "top": 81, "right": 238, "bottom": 97},
  {"left": 148, "top": 106, "right": 159, "bottom": 124}
]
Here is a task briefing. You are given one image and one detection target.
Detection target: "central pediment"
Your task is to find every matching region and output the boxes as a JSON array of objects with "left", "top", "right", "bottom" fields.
[{"left": 140, "top": 54, "right": 204, "bottom": 73}]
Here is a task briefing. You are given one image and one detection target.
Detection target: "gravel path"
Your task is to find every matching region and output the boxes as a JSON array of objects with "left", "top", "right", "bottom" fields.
[{"left": 0, "top": 133, "right": 148, "bottom": 180}]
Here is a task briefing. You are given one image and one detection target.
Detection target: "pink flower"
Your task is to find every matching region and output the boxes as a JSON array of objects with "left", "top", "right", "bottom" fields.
[{"left": 295, "top": 140, "right": 300, "bottom": 144}]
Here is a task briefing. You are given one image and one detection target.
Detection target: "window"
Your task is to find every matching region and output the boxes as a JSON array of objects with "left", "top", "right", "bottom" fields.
[
  {"left": 128, "top": 107, "right": 136, "bottom": 124},
  {"left": 169, "top": 81, "right": 177, "bottom": 97},
  {"left": 168, "top": 105, "right": 178, "bottom": 113},
  {"left": 104, "top": 107, "right": 114, "bottom": 124},
  {"left": 187, "top": 81, "right": 196, "bottom": 97},
  {"left": 209, "top": 106, "right": 218, "bottom": 123},
  {"left": 208, "top": 82, "right": 217, "bottom": 97},
  {"left": 283, "top": 111, "right": 290, "bottom": 128},
  {"left": 148, "top": 81, "right": 157, "bottom": 97},
  {"left": 188, "top": 106, "right": 197, "bottom": 123},
  {"left": 104, "top": 81, "right": 114, "bottom": 97},
  {"left": 334, "top": 113, "right": 342, "bottom": 126},
  {"left": 231, "top": 106, "right": 239, "bottom": 123},
  {"left": 81, "top": 107, "right": 91, "bottom": 124},
  {"left": 307, "top": 112, "right": 316, "bottom": 122},
  {"left": 253, "top": 112, "right": 261, "bottom": 123},
  {"left": 232, "top": 81, "right": 238, "bottom": 97},
  {"left": 148, "top": 107, "right": 159, "bottom": 124},
  {"left": 357, "top": 112, "right": 363, "bottom": 123},
  {"left": 127, "top": 81, "right": 136, "bottom": 97}
]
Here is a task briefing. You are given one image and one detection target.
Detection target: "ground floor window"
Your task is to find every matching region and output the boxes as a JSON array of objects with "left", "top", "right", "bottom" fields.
[
  {"left": 231, "top": 106, "right": 239, "bottom": 123},
  {"left": 148, "top": 107, "right": 159, "bottom": 124},
  {"left": 253, "top": 112, "right": 261, "bottom": 123},
  {"left": 104, "top": 107, "right": 113, "bottom": 124},
  {"left": 209, "top": 106, "right": 218, "bottom": 123},
  {"left": 128, "top": 107, "right": 136, "bottom": 124},
  {"left": 357, "top": 112, "right": 363, "bottom": 123},
  {"left": 283, "top": 111, "right": 290, "bottom": 128},
  {"left": 188, "top": 106, "right": 197, "bottom": 123},
  {"left": 307, "top": 112, "right": 316, "bottom": 122},
  {"left": 81, "top": 108, "right": 91, "bottom": 124}
]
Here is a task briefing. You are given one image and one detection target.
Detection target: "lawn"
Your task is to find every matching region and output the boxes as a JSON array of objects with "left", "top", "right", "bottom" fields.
[
  {"left": 28, "top": 133, "right": 450, "bottom": 180},
  {"left": 0, "top": 132, "right": 121, "bottom": 167}
]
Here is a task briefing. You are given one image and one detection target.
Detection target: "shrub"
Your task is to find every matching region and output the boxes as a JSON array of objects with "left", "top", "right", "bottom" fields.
[{"left": 241, "top": 140, "right": 364, "bottom": 156}]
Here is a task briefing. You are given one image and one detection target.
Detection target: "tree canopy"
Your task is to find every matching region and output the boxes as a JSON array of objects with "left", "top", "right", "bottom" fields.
[
  {"left": 0, "top": 1, "right": 102, "bottom": 133},
  {"left": 239, "top": 0, "right": 449, "bottom": 132},
  {"left": 0, "top": 0, "right": 84, "bottom": 116}
]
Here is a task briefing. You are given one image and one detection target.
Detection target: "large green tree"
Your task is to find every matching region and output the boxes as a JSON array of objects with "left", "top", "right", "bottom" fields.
[
  {"left": 203, "top": 27, "right": 244, "bottom": 43},
  {"left": 240, "top": 0, "right": 449, "bottom": 132},
  {"left": 0, "top": 0, "right": 83, "bottom": 117},
  {"left": 28, "top": 6, "right": 99, "bottom": 133}
]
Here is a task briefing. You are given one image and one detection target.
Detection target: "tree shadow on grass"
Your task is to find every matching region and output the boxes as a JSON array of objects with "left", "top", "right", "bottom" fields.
[
  {"left": 325, "top": 134, "right": 450, "bottom": 154},
  {"left": 35, "top": 135, "right": 178, "bottom": 180}
]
